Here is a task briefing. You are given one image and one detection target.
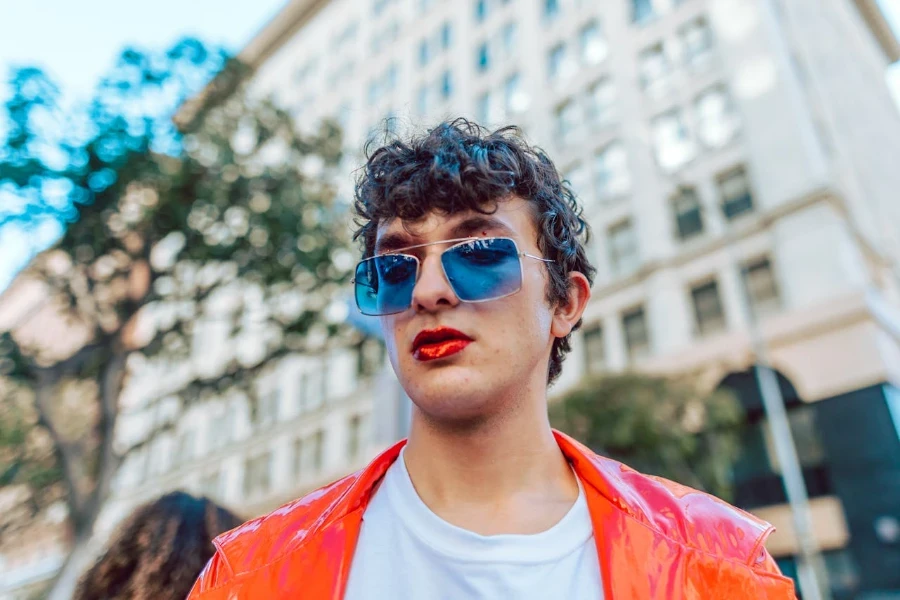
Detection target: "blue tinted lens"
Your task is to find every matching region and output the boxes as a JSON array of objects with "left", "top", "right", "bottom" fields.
[
  {"left": 354, "top": 254, "right": 418, "bottom": 316},
  {"left": 442, "top": 238, "right": 522, "bottom": 302}
]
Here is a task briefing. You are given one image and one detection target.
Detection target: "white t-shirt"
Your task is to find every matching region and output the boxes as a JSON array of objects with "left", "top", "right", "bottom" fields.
[{"left": 343, "top": 448, "right": 603, "bottom": 599}]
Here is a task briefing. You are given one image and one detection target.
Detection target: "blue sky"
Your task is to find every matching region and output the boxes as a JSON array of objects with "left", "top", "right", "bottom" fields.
[
  {"left": 0, "top": 0, "right": 286, "bottom": 292},
  {"left": 0, "top": 0, "right": 899, "bottom": 292}
]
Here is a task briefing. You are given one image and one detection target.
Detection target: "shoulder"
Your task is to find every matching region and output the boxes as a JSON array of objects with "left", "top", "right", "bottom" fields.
[
  {"left": 189, "top": 471, "right": 361, "bottom": 595},
  {"left": 559, "top": 432, "right": 774, "bottom": 565}
]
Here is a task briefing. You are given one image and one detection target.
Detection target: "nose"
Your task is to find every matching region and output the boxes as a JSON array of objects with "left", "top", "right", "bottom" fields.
[{"left": 411, "top": 252, "right": 459, "bottom": 313}]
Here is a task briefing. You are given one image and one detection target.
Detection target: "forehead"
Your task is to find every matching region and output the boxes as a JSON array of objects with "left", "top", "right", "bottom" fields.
[{"left": 374, "top": 196, "right": 538, "bottom": 254}]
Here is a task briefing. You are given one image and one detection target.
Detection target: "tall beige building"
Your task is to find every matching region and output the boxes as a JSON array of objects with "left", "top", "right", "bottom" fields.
[{"left": 230, "top": 0, "right": 900, "bottom": 596}]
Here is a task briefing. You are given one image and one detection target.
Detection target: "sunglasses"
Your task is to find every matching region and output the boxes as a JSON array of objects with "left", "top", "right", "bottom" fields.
[{"left": 352, "top": 237, "right": 554, "bottom": 316}]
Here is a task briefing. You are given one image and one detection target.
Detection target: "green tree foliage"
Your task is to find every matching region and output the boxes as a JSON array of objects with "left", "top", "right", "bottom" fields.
[
  {"left": 550, "top": 372, "right": 743, "bottom": 500},
  {"left": 0, "top": 38, "right": 354, "bottom": 590}
]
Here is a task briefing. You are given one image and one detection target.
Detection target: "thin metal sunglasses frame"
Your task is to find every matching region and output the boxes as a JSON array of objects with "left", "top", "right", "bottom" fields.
[{"left": 352, "top": 236, "right": 554, "bottom": 315}]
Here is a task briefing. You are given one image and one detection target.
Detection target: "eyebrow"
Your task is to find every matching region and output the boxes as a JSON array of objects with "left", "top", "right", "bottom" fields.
[{"left": 374, "top": 215, "right": 516, "bottom": 255}]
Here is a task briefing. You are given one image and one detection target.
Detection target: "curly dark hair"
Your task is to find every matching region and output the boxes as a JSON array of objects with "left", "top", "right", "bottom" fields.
[
  {"left": 73, "top": 491, "right": 242, "bottom": 600},
  {"left": 353, "top": 118, "right": 596, "bottom": 385}
]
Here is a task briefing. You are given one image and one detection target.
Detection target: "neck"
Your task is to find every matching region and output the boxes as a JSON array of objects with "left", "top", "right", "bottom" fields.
[{"left": 402, "top": 383, "right": 577, "bottom": 525}]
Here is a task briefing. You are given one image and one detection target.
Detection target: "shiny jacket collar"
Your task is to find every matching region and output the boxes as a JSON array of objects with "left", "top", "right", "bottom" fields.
[{"left": 189, "top": 430, "right": 795, "bottom": 599}]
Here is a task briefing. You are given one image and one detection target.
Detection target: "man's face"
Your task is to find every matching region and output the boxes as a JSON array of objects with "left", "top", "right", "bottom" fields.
[{"left": 375, "top": 196, "right": 558, "bottom": 425}]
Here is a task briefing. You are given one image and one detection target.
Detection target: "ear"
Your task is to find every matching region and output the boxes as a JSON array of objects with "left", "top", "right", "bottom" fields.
[{"left": 550, "top": 271, "right": 592, "bottom": 339}]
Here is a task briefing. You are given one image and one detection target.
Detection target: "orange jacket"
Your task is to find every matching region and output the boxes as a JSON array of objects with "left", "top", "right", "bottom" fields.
[{"left": 188, "top": 431, "right": 795, "bottom": 599}]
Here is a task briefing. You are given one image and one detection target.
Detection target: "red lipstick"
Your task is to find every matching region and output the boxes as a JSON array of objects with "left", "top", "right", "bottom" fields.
[{"left": 412, "top": 327, "right": 473, "bottom": 362}]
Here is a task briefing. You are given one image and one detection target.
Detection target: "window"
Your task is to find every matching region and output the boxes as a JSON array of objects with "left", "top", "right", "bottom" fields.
[
  {"left": 718, "top": 165, "right": 754, "bottom": 219},
  {"left": 312, "top": 429, "right": 325, "bottom": 471},
  {"left": 695, "top": 86, "right": 739, "bottom": 148},
  {"left": 554, "top": 100, "right": 579, "bottom": 144},
  {"left": 607, "top": 219, "right": 640, "bottom": 276},
  {"left": 547, "top": 43, "right": 569, "bottom": 82},
  {"left": 174, "top": 430, "right": 194, "bottom": 462},
  {"left": 651, "top": 109, "right": 696, "bottom": 172},
  {"left": 292, "top": 437, "right": 304, "bottom": 477},
  {"left": 440, "top": 70, "right": 453, "bottom": 99},
  {"left": 385, "top": 62, "right": 398, "bottom": 92},
  {"left": 256, "top": 389, "right": 280, "bottom": 427},
  {"left": 417, "top": 84, "right": 432, "bottom": 115},
  {"left": 671, "top": 186, "right": 704, "bottom": 240},
  {"left": 367, "top": 80, "right": 380, "bottom": 105},
  {"left": 419, "top": 39, "right": 431, "bottom": 66},
  {"left": 622, "top": 307, "right": 650, "bottom": 360},
  {"left": 594, "top": 142, "right": 631, "bottom": 199},
  {"left": 583, "top": 323, "right": 605, "bottom": 373},
  {"left": 680, "top": 17, "right": 713, "bottom": 68},
  {"left": 544, "top": 0, "right": 560, "bottom": 21},
  {"left": 476, "top": 41, "right": 490, "bottom": 73},
  {"left": 300, "top": 369, "right": 326, "bottom": 412},
  {"left": 741, "top": 257, "right": 780, "bottom": 317},
  {"left": 501, "top": 22, "right": 517, "bottom": 58},
  {"left": 691, "top": 280, "right": 726, "bottom": 335},
  {"left": 579, "top": 21, "right": 607, "bottom": 65},
  {"left": 243, "top": 452, "right": 272, "bottom": 497},
  {"left": 563, "top": 163, "right": 590, "bottom": 204},
  {"left": 209, "top": 412, "right": 231, "bottom": 450},
  {"left": 347, "top": 414, "right": 363, "bottom": 459},
  {"left": 503, "top": 72, "right": 527, "bottom": 114},
  {"left": 763, "top": 405, "right": 825, "bottom": 472},
  {"left": 200, "top": 470, "right": 221, "bottom": 499},
  {"left": 295, "top": 430, "right": 325, "bottom": 477},
  {"left": 477, "top": 91, "right": 499, "bottom": 124},
  {"left": 440, "top": 22, "right": 453, "bottom": 49},
  {"left": 357, "top": 337, "right": 385, "bottom": 376},
  {"left": 638, "top": 42, "right": 670, "bottom": 92},
  {"left": 587, "top": 78, "right": 616, "bottom": 126},
  {"left": 631, "top": 0, "right": 655, "bottom": 24},
  {"left": 475, "top": 0, "right": 488, "bottom": 22}
]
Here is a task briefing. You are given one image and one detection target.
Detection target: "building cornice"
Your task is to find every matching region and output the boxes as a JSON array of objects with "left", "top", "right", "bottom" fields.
[
  {"left": 237, "top": 0, "right": 333, "bottom": 69},
  {"left": 174, "top": 0, "right": 331, "bottom": 131},
  {"left": 853, "top": 0, "right": 900, "bottom": 62}
]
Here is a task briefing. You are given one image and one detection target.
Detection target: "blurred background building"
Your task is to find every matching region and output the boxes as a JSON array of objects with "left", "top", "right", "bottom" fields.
[{"left": 2, "top": 0, "right": 900, "bottom": 598}]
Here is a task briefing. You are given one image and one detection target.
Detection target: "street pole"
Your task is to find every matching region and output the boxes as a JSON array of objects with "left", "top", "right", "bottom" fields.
[{"left": 729, "top": 241, "right": 832, "bottom": 600}]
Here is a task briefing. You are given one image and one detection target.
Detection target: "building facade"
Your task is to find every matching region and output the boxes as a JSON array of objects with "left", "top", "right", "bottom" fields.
[{"left": 231, "top": 0, "right": 900, "bottom": 597}]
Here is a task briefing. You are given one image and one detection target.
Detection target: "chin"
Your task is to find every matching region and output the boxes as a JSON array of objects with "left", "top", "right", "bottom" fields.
[{"left": 402, "top": 365, "right": 498, "bottom": 424}]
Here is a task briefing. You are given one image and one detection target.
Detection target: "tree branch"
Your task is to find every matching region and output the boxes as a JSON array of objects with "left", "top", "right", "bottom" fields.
[
  {"left": 32, "top": 371, "right": 86, "bottom": 524},
  {"left": 85, "top": 341, "right": 127, "bottom": 525}
]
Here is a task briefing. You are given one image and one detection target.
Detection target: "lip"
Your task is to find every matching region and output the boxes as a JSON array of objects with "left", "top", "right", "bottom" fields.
[{"left": 412, "top": 327, "right": 473, "bottom": 362}]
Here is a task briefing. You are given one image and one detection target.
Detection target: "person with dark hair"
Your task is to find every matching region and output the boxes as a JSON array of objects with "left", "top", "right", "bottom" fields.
[
  {"left": 74, "top": 491, "right": 241, "bottom": 600},
  {"left": 188, "top": 120, "right": 794, "bottom": 599}
]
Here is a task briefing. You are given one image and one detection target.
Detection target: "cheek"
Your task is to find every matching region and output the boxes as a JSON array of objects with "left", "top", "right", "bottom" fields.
[{"left": 380, "top": 316, "right": 402, "bottom": 358}]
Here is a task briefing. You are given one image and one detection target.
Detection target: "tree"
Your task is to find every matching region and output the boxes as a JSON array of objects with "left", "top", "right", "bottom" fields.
[
  {"left": 549, "top": 372, "right": 743, "bottom": 500},
  {"left": 0, "top": 38, "right": 354, "bottom": 598}
]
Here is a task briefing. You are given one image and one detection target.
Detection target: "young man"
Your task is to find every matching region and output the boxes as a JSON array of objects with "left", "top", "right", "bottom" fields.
[{"left": 188, "top": 121, "right": 794, "bottom": 599}]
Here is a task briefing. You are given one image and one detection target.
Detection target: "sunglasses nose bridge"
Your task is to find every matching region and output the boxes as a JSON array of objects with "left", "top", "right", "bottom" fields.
[{"left": 409, "top": 250, "right": 459, "bottom": 311}]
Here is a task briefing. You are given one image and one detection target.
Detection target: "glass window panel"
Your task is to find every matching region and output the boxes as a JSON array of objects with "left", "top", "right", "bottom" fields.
[
  {"left": 695, "top": 86, "right": 739, "bottom": 147},
  {"left": 587, "top": 78, "right": 616, "bottom": 126},
  {"left": 651, "top": 109, "right": 696, "bottom": 172},
  {"left": 623, "top": 306, "right": 650, "bottom": 359},
  {"left": 501, "top": 22, "right": 517, "bottom": 58},
  {"left": 579, "top": 21, "right": 608, "bottom": 65},
  {"left": 691, "top": 280, "right": 726, "bottom": 335},
  {"left": 608, "top": 219, "right": 640, "bottom": 276},
  {"left": 741, "top": 257, "right": 780, "bottom": 316},
  {"left": 639, "top": 42, "right": 670, "bottom": 90},
  {"left": 594, "top": 141, "right": 631, "bottom": 199},
  {"left": 718, "top": 166, "right": 754, "bottom": 219},
  {"left": 672, "top": 186, "right": 703, "bottom": 239},
  {"left": 583, "top": 323, "right": 605, "bottom": 373}
]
